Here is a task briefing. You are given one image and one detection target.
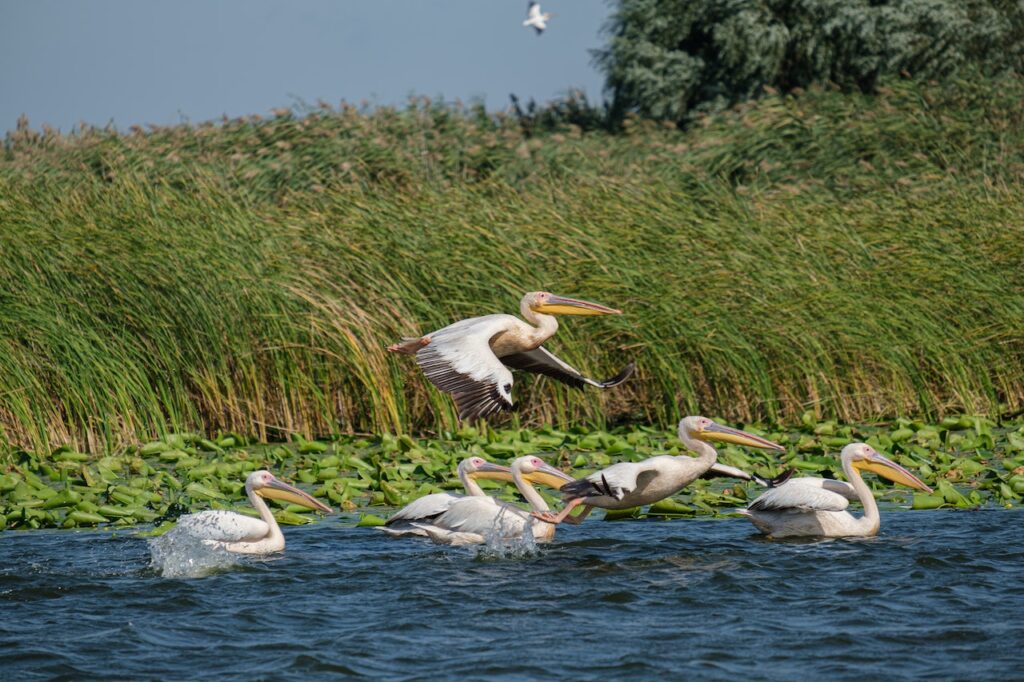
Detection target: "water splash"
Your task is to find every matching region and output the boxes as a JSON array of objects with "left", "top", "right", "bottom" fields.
[
  {"left": 147, "top": 525, "right": 241, "bottom": 578},
  {"left": 473, "top": 511, "right": 541, "bottom": 560}
]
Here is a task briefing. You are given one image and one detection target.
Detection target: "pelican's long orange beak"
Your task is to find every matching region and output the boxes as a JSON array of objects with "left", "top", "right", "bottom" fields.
[
  {"left": 856, "top": 453, "right": 933, "bottom": 492},
  {"left": 523, "top": 462, "right": 576, "bottom": 490},
  {"left": 697, "top": 422, "right": 786, "bottom": 451},
  {"left": 533, "top": 294, "right": 621, "bottom": 316},
  {"left": 470, "top": 462, "right": 514, "bottom": 483},
  {"left": 258, "top": 477, "right": 333, "bottom": 513}
]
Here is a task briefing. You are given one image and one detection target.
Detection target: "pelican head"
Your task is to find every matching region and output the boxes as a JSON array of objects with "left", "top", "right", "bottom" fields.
[
  {"left": 458, "top": 456, "right": 512, "bottom": 481},
  {"left": 512, "top": 455, "right": 576, "bottom": 489},
  {"left": 680, "top": 416, "right": 786, "bottom": 451},
  {"left": 843, "top": 443, "right": 933, "bottom": 492},
  {"left": 246, "top": 470, "right": 333, "bottom": 513},
  {"left": 525, "top": 291, "right": 622, "bottom": 316}
]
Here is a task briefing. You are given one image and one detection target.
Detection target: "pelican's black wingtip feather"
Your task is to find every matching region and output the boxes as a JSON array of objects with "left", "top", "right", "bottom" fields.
[
  {"left": 766, "top": 468, "right": 797, "bottom": 488},
  {"left": 752, "top": 467, "right": 796, "bottom": 488},
  {"left": 598, "top": 361, "right": 636, "bottom": 389}
]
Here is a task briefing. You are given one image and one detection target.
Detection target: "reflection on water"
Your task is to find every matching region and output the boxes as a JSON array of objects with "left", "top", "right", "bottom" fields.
[{"left": 1, "top": 510, "right": 1022, "bottom": 680}]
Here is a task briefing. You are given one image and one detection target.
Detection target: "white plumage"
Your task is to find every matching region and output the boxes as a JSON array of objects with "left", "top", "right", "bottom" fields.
[
  {"left": 535, "top": 416, "right": 787, "bottom": 525},
  {"left": 743, "top": 443, "right": 932, "bottom": 538},
  {"left": 410, "top": 455, "right": 574, "bottom": 545},
  {"left": 378, "top": 456, "right": 512, "bottom": 538},
  {"left": 523, "top": 2, "right": 552, "bottom": 34},
  {"left": 172, "top": 470, "right": 331, "bottom": 554},
  {"left": 389, "top": 291, "right": 632, "bottom": 421},
  {"left": 746, "top": 477, "right": 856, "bottom": 513},
  {"left": 415, "top": 315, "right": 516, "bottom": 420}
]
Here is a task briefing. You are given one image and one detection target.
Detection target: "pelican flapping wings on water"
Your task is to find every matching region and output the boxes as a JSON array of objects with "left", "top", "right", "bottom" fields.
[
  {"left": 410, "top": 455, "right": 575, "bottom": 545},
  {"left": 523, "top": 2, "right": 553, "bottom": 34},
  {"left": 742, "top": 442, "right": 932, "bottom": 538},
  {"left": 388, "top": 291, "right": 634, "bottom": 421},
  {"left": 534, "top": 416, "right": 788, "bottom": 525},
  {"left": 379, "top": 456, "right": 513, "bottom": 537},
  {"left": 173, "top": 470, "right": 332, "bottom": 554}
]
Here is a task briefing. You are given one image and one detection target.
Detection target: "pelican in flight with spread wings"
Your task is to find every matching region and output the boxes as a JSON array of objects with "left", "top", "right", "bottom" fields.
[
  {"left": 742, "top": 442, "right": 932, "bottom": 538},
  {"left": 174, "top": 470, "right": 332, "bottom": 554},
  {"left": 379, "top": 456, "right": 513, "bottom": 537},
  {"left": 388, "top": 291, "right": 634, "bottom": 421},
  {"left": 411, "top": 455, "right": 575, "bottom": 545},
  {"left": 534, "top": 416, "right": 787, "bottom": 525},
  {"left": 523, "top": 2, "right": 554, "bottom": 34}
]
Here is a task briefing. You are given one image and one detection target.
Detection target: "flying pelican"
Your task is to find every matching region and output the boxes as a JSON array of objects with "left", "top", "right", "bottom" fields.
[
  {"left": 523, "top": 2, "right": 554, "bottom": 35},
  {"left": 174, "top": 470, "right": 332, "bottom": 554},
  {"left": 388, "top": 291, "right": 634, "bottom": 421},
  {"left": 742, "top": 442, "right": 932, "bottom": 538},
  {"left": 411, "top": 455, "right": 575, "bottom": 545},
  {"left": 378, "top": 456, "right": 513, "bottom": 537},
  {"left": 533, "top": 416, "right": 787, "bottom": 524}
]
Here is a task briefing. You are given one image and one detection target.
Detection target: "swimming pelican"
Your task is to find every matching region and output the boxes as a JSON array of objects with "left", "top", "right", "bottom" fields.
[
  {"left": 523, "top": 2, "right": 554, "bottom": 34},
  {"left": 742, "top": 442, "right": 932, "bottom": 538},
  {"left": 174, "top": 470, "right": 332, "bottom": 554},
  {"left": 378, "top": 456, "right": 513, "bottom": 537},
  {"left": 411, "top": 455, "right": 575, "bottom": 545},
  {"left": 533, "top": 416, "right": 786, "bottom": 524},
  {"left": 388, "top": 291, "right": 634, "bottom": 420}
]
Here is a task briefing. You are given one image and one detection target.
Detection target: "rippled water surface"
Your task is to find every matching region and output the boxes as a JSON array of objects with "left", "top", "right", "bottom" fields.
[{"left": 2, "top": 510, "right": 1023, "bottom": 680}]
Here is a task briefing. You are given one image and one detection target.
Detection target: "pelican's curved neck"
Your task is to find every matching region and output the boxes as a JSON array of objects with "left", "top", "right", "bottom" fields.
[
  {"left": 512, "top": 468, "right": 551, "bottom": 512},
  {"left": 519, "top": 297, "right": 559, "bottom": 347},
  {"left": 460, "top": 468, "right": 485, "bottom": 497},
  {"left": 247, "top": 484, "right": 281, "bottom": 540},
  {"left": 842, "top": 454, "right": 879, "bottom": 534},
  {"left": 679, "top": 431, "right": 718, "bottom": 467}
]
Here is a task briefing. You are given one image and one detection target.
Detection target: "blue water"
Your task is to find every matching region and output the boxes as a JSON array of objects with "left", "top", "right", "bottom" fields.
[{"left": 2, "top": 510, "right": 1022, "bottom": 681}]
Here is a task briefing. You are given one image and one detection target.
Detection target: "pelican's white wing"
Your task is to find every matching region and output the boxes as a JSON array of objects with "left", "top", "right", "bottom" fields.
[
  {"left": 175, "top": 510, "right": 270, "bottom": 543},
  {"left": 425, "top": 495, "right": 530, "bottom": 537},
  {"left": 527, "top": 2, "right": 541, "bottom": 21},
  {"left": 417, "top": 315, "right": 515, "bottom": 420},
  {"left": 379, "top": 492, "right": 462, "bottom": 535},
  {"left": 747, "top": 477, "right": 856, "bottom": 512},
  {"left": 561, "top": 458, "right": 666, "bottom": 501},
  {"left": 410, "top": 523, "right": 486, "bottom": 546}
]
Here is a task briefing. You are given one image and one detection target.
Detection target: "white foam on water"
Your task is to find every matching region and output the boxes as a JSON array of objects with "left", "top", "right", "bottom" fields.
[{"left": 147, "top": 525, "right": 242, "bottom": 578}]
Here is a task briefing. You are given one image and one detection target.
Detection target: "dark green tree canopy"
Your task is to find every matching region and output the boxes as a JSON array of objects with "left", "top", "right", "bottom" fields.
[{"left": 596, "top": 0, "right": 1024, "bottom": 123}]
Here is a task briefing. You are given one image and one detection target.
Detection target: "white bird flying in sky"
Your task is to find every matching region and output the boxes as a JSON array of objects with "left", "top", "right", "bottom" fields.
[{"left": 523, "top": 2, "right": 554, "bottom": 35}]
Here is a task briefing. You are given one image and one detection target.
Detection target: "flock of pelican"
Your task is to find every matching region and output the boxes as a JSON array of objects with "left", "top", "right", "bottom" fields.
[{"left": 175, "top": 291, "right": 933, "bottom": 554}]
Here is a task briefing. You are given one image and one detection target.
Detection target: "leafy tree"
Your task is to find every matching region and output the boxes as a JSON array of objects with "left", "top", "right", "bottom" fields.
[{"left": 596, "top": 0, "right": 1024, "bottom": 124}]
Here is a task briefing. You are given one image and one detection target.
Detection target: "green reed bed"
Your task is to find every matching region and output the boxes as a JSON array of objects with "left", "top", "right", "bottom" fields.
[
  {"left": 2, "top": 75, "right": 1024, "bottom": 451},
  {"left": 1, "top": 416, "right": 1022, "bottom": 532}
]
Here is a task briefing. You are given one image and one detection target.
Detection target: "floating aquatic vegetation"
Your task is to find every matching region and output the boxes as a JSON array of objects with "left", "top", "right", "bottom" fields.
[{"left": 1, "top": 415, "right": 1022, "bottom": 531}]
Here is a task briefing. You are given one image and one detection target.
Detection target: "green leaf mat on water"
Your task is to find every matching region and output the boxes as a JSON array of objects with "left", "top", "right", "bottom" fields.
[{"left": 2, "top": 417, "right": 1022, "bottom": 531}]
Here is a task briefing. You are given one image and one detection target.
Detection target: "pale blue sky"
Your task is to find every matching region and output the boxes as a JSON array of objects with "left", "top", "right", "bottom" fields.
[{"left": 0, "top": 0, "right": 612, "bottom": 133}]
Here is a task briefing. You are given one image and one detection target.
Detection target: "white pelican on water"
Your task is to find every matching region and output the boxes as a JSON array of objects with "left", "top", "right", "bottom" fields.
[
  {"left": 523, "top": 2, "right": 554, "bottom": 34},
  {"left": 388, "top": 291, "right": 634, "bottom": 420},
  {"left": 378, "top": 456, "right": 513, "bottom": 537},
  {"left": 411, "top": 455, "right": 575, "bottom": 545},
  {"left": 534, "top": 416, "right": 787, "bottom": 524},
  {"left": 174, "top": 470, "right": 331, "bottom": 554},
  {"left": 742, "top": 442, "right": 932, "bottom": 538}
]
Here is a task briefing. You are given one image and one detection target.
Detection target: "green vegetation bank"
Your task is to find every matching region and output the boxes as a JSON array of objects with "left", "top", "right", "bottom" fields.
[{"left": 2, "top": 75, "right": 1024, "bottom": 453}]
